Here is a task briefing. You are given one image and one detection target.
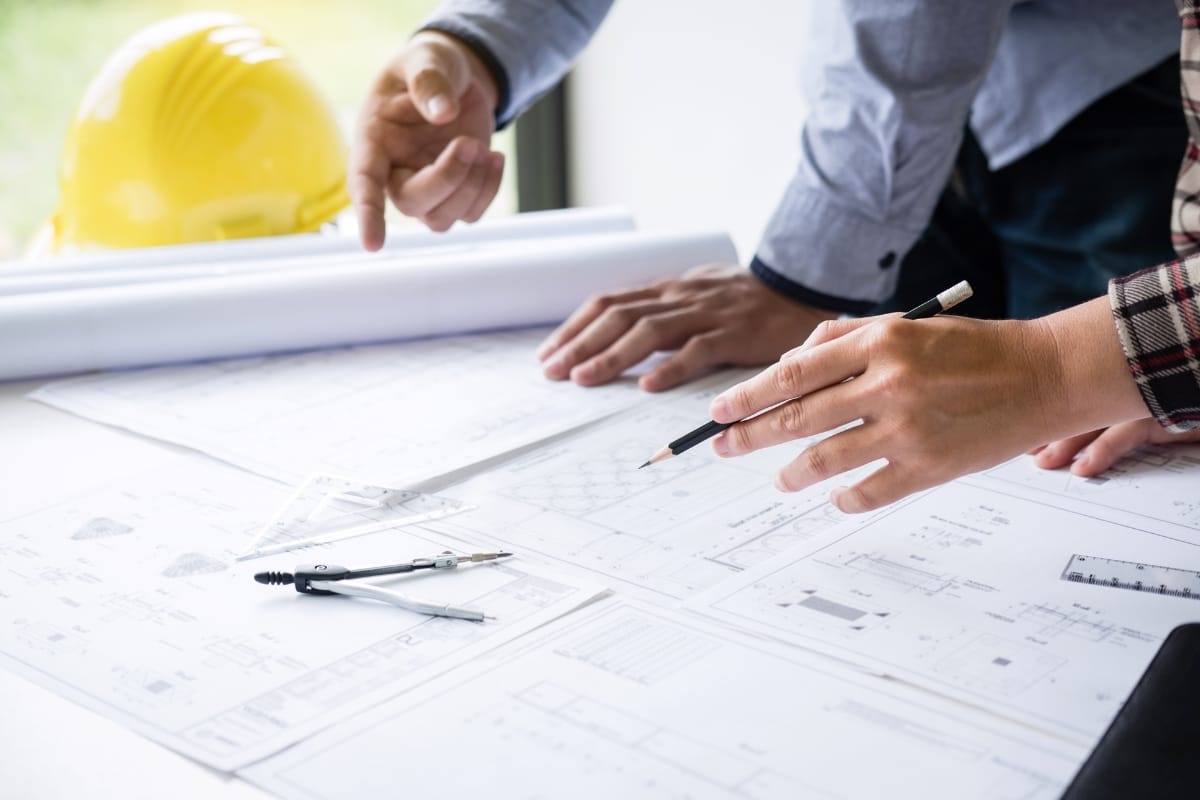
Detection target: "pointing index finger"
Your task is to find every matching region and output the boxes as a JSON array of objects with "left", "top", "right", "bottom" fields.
[
  {"left": 351, "top": 81, "right": 398, "bottom": 251},
  {"left": 351, "top": 141, "right": 390, "bottom": 252}
]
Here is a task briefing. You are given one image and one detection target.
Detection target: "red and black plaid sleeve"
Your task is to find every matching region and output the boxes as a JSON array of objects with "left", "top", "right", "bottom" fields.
[
  {"left": 1174, "top": 1, "right": 1200, "bottom": 256},
  {"left": 1107, "top": 1, "right": 1200, "bottom": 431},
  {"left": 1110, "top": 257, "right": 1200, "bottom": 432}
]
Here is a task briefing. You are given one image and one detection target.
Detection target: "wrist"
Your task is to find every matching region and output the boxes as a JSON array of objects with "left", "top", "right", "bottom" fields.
[
  {"left": 1027, "top": 297, "right": 1149, "bottom": 438},
  {"left": 749, "top": 256, "right": 878, "bottom": 315}
]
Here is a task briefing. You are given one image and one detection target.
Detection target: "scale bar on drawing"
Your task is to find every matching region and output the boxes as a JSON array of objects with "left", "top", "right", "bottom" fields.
[{"left": 1060, "top": 553, "right": 1200, "bottom": 600}]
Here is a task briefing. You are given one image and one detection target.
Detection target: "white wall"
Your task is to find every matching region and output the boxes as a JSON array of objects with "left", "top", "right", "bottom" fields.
[{"left": 567, "top": 1, "right": 811, "bottom": 262}]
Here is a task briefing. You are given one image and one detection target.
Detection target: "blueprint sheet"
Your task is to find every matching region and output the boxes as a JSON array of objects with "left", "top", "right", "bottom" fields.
[
  {"left": 0, "top": 452, "right": 603, "bottom": 770},
  {"left": 980, "top": 442, "right": 1200, "bottom": 540},
  {"left": 425, "top": 376, "right": 879, "bottom": 603},
  {"left": 32, "top": 328, "right": 643, "bottom": 485},
  {"left": 688, "top": 476, "right": 1200, "bottom": 744},
  {"left": 242, "top": 599, "right": 1083, "bottom": 800}
]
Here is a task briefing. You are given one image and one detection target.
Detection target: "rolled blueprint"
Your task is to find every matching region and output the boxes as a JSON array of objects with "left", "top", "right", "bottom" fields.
[
  {"left": 0, "top": 206, "right": 635, "bottom": 295},
  {"left": 0, "top": 230, "right": 736, "bottom": 381}
]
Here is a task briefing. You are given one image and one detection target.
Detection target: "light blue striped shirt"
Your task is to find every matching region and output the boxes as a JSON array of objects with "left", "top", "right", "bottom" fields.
[{"left": 425, "top": 0, "right": 1180, "bottom": 310}]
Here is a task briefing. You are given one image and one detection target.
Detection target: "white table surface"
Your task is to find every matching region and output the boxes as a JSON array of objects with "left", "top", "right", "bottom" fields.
[{"left": 0, "top": 380, "right": 269, "bottom": 798}]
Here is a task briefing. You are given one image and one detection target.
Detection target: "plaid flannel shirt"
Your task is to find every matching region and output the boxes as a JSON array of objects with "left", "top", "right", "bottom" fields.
[
  {"left": 1111, "top": 260, "right": 1200, "bottom": 431},
  {"left": 1110, "top": 0, "right": 1200, "bottom": 431}
]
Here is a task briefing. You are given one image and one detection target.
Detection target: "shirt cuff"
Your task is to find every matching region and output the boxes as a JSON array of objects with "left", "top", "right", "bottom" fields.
[
  {"left": 750, "top": 257, "right": 876, "bottom": 315},
  {"left": 754, "top": 186, "right": 924, "bottom": 312},
  {"left": 1109, "top": 256, "right": 1200, "bottom": 432}
]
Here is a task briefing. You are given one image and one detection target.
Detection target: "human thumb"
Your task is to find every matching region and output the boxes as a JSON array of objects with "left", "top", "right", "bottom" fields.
[
  {"left": 404, "top": 35, "right": 470, "bottom": 123},
  {"left": 411, "top": 68, "right": 457, "bottom": 123}
]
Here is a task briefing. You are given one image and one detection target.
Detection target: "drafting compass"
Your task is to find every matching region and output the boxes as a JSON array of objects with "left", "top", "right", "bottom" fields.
[{"left": 254, "top": 551, "right": 513, "bottom": 621}]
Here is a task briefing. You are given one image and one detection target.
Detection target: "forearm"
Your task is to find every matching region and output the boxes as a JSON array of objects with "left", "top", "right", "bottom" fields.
[{"left": 755, "top": 0, "right": 1015, "bottom": 309}]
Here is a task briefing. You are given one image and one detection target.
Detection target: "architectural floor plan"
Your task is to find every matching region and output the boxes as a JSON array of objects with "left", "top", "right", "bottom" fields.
[
  {"left": 244, "top": 601, "right": 1083, "bottom": 799},
  {"left": 0, "top": 452, "right": 602, "bottom": 770},
  {"left": 690, "top": 479, "right": 1200, "bottom": 742},
  {"left": 33, "top": 329, "right": 644, "bottom": 485},
  {"left": 428, "top": 381, "right": 871, "bottom": 602}
]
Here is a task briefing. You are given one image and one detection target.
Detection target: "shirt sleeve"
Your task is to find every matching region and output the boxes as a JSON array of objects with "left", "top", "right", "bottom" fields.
[
  {"left": 1109, "top": 256, "right": 1200, "bottom": 432},
  {"left": 1172, "top": 0, "right": 1200, "bottom": 257},
  {"left": 420, "top": 0, "right": 614, "bottom": 127},
  {"left": 753, "top": 0, "right": 1016, "bottom": 313}
]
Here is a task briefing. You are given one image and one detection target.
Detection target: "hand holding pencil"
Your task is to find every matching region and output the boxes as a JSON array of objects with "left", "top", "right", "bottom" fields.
[
  {"left": 641, "top": 281, "right": 1102, "bottom": 514},
  {"left": 639, "top": 282, "right": 972, "bottom": 469}
]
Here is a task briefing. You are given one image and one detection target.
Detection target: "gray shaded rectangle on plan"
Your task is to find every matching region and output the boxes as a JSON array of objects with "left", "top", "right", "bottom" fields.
[{"left": 798, "top": 595, "right": 866, "bottom": 621}]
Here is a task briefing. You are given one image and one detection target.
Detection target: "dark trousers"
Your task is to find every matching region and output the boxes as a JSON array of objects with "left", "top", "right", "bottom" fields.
[{"left": 873, "top": 55, "right": 1186, "bottom": 320}]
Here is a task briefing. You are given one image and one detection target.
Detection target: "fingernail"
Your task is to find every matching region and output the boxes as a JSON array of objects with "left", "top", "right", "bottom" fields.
[
  {"left": 710, "top": 396, "right": 732, "bottom": 422},
  {"left": 773, "top": 473, "right": 792, "bottom": 493},
  {"left": 712, "top": 433, "right": 731, "bottom": 457},
  {"left": 830, "top": 487, "right": 856, "bottom": 513},
  {"left": 427, "top": 94, "right": 449, "bottom": 119},
  {"left": 570, "top": 363, "right": 595, "bottom": 382},
  {"left": 536, "top": 340, "right": 556, "bottom": 361}
]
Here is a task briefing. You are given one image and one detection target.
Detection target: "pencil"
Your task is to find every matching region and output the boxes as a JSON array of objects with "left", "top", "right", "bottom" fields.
[{"left": 637, "top": 280, "right": 974, "bottom": 468}]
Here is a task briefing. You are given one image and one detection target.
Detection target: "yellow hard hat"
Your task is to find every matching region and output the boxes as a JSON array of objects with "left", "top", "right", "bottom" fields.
[{"left": 41, "top": 12, "right": 349, "bottom": 254}]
